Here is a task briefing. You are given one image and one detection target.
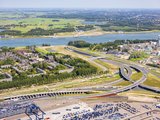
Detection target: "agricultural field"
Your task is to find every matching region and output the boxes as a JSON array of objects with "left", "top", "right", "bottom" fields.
[
  {"left": 0, "top": 12, "right": 23, "bottom": 18},
  {"left": 0, "top": 18, "right": 83, "bottom": 33}
]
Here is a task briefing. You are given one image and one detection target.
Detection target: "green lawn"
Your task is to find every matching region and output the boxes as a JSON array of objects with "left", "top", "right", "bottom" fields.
[
  {"left": 144, "top": 73, "right": 160, "bottom": 88},
  {"left": 130, "top": 72, "right": 143, "bottom": 81},
  {"left": 54, "top": 74, "right": 121, "bottom": 90},
  {"left": 0, "top": 74, "right": 6, "bottom": 80},
  {"left": 113, "top": 80, "right": 131, "bottom": 86},
  {"left": 35, "top": 47, "right": 50, "bottom": 54},
  {"left": 94, "top": 59, "right": 119, "bottom": 74}
]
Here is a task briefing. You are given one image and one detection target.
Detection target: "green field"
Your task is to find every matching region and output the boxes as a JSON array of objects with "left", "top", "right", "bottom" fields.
[
  {"left": 144, "top": 73, "right": 160, "bottom": 88},
  {"left": 94, "top": 59, "right": 119, "bottom": 73},
  {"left": 53, "top": 74, "right": 121, "bottom": 90},
  {"left": 130, "top": 72, "right": 143, "bottom": 81},
  {"left": 113, "top": 80, "right": 131, "bottom": 86},
  {"left": 102, "top": 26, "right": 137, "bottom": 31},
  {"left": 35, "top": 47, "right": 50, "bottom": 54},
  {"left": 0, "top": 18, "right": 83, "bottom": 33}
]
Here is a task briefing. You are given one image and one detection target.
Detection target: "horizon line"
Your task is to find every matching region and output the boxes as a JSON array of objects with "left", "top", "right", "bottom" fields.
[{"left": 0, "top": 7, "right": 160, "bottom": 10}]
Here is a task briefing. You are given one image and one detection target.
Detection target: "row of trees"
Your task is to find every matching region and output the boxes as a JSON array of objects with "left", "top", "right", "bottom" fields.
[
  {"left": 39, "top": 10, "right": 160, "bottom": 32},
  {"left": 0, "top": 27, "right": 75, "bottom": 36},
  {"left": 89, "top": 39, "right": 156, "bottom": 51},
  {"left": 68, "top": 40, "right": 91, "bottom": 48},
  {"left": 76, "top": 25, "right": 94, "bottom": 31},
  {"left": 129, "top": 51, "right": 148, "bottom": 60},
  {"left": 0, "top": 25, "right": 94, "bottom": 36},
  {"left": 0, "top": 54, "right": 98, "bottom": 90},
  {"left": 0, "top": 46, "right": 15, "bottom": 52},
  {"left": 57, "top": 55, "right": 97, "bottom": 76},
  {"left": 146, "top": 63, "right": 160, "bottom": 68},
  {"left": 68, "top": 39, "right": 156, "bottom": 51},
  {"left": 0, "top": 58, "right": 15, "bottom": 66},
  {"left": 0, "top": 74, "right": 6, "bottom": 79}
]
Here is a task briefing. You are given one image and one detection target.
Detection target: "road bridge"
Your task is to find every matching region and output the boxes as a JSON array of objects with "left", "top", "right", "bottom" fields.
[
  {"left": 65, "top": 47, "right": 149, "bottom": 96},
  {"left": 4, "top": 90, "right": 92, "bottom": 101}
]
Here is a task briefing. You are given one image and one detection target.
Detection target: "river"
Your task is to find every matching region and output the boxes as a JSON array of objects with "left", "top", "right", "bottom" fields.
[{"left": 0, "top": 32, "right": 160, "bottom": 47}]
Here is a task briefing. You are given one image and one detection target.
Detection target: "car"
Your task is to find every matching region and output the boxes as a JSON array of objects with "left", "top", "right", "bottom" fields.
[
  {"left": 73, "top": 107, "right": 80, "bottom": 109},
  {"left": 52, "top": 112, "right": 60, "bottom": 114},
  {"left": 66, "top": 109, "right": 71, "bottom": 111}
]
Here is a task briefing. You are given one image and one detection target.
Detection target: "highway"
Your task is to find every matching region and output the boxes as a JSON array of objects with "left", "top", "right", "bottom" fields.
[
  {"left": 66, "top": 47, "right": 160, "bottom": 96},
  {"left": 3, "top": 47, "right": 160, "bottom": 101},
  {"left": 119, "top": 64, "right": 160, "bottom": 93},
  {"left": 98, "top": 64, "right": 148, "bottom": 96}
]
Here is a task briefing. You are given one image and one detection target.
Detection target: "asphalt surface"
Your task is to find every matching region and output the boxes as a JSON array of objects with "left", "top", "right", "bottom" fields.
[
  {"left": 3, "top": 47, "right": 160, "bottom": 101},
  {"left": 67, "top": 47, "right": 160, "bottom": 96}
]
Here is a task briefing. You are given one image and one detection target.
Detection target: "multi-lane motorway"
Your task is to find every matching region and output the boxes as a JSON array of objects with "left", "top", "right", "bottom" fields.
[
  {"left": 1, "top": 47, "right": 160, "bottom": 119},
  {"left": 2, "top": 47, "right": 160, "bottom": 101},
  {"left": 66, "top": 47, "right": 160, "bottom": 95}
]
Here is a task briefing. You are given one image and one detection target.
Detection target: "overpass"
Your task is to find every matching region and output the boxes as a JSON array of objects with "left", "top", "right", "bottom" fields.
[
  {"left": 4, "top": 47, "right": 160, "bottom": 101},
  {"left": 139, "top": 85, "right": 160, "bottom": 93},
  {"left": 4, "top": 90, "right": 92, "bottom": 101},
  {"left": 120, "top": 64, "right": 160, "bottom": 93},
  {"left": 66, "top": 47, "right": 160, "bottom": 95},
  {"left": 65, "top": 47, "right": 97, "bottom": 57}
]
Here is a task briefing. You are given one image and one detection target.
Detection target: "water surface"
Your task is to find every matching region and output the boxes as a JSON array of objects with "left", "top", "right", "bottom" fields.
[{"left": 0, "top": 32, "right": 160, "bottom": 47}]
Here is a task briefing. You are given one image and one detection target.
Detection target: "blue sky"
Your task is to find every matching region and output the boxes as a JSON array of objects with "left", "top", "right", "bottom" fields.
[{"left": 1, "top": 0, "right": 160, "bottom": 9}]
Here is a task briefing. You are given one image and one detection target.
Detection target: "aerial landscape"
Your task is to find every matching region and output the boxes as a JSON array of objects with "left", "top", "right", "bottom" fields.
[{"left": 0, "top": 0, "right": 160, "bottom": 120}]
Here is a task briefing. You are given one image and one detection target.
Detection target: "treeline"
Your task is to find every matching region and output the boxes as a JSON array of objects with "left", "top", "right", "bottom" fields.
[
  {"left": 146, "top": 63, "right": 160, "bottom": 68},
  {"left": 0, "top": 28, "right": 75, "bottom": 36},
  {"left": 38, "top": 10, "right": 160, "bottom": 32},
  {"left": 0, "top": 58, "right": 15, "bottom": 66},
  {"left": 76, "top": 25, "right": 94, "bottom": 31},
  {"left": 0, "top": 73, "right": 71, "bottom": 90},
  {"left": 57, "top": 56, "right": 97, "bottom": 76},
  {"left": 0, "top": 30, "right": 22, "bottom": 36},
  {"left": 68, "top": 40, "right": 91, "bottom": 48},
  {"left": 67, "top": 39, "right": 156, "bottom": 51},
  {"left": 129, "top": 51, "right": 148, "bottom": 60},
  {"left": 89, "top": 39, "right": 157, "bottom": 51},
  {"left": 0, "top": 56, "right": 98, "bottom": 90},
  {"left": 26, "top": 28, "right": 75, "bottom": 36},
  {"left": 98, "top": 22, "right": 160, "bottom": 32},
  {"left": 0, "top": 46, "right": 15, "bottom": 52},
  {"left": 0, "top": 25, "right": 94, "bottom": 36}
]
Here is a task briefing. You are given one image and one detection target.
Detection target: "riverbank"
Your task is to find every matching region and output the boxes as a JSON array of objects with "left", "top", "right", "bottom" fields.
[
  {"left": 1, "top": 30, "right": 160, "bottom": 40},
  {"left": 48, "top": 30, "right": 160, "bottom": 38},
  {"left": 1, "top": 31, "right": 160, "bottom": 47}
]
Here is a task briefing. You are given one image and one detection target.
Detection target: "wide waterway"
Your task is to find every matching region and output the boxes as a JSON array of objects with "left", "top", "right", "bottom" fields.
[{"left": 0, "top": 32, "right": 160, "bottom": 47}]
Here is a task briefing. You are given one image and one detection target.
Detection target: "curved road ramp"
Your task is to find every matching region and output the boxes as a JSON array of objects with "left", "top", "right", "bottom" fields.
[{"left": 66, "top": 47, "right": 160, "bottom": 94}]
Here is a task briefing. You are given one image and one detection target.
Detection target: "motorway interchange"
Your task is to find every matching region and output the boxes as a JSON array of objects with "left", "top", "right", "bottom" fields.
[
  {"left": 2, "top": 47, "right": 160, "bottom": 101},
  {"left": 0, "top": 47, "right": 160, "bottom": 120},
  {"left": 5, "top": 47, "right": 160, "bottom": 100},
  {"left": 66, "top": 47, "right": 160, "bottom": 96}
]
